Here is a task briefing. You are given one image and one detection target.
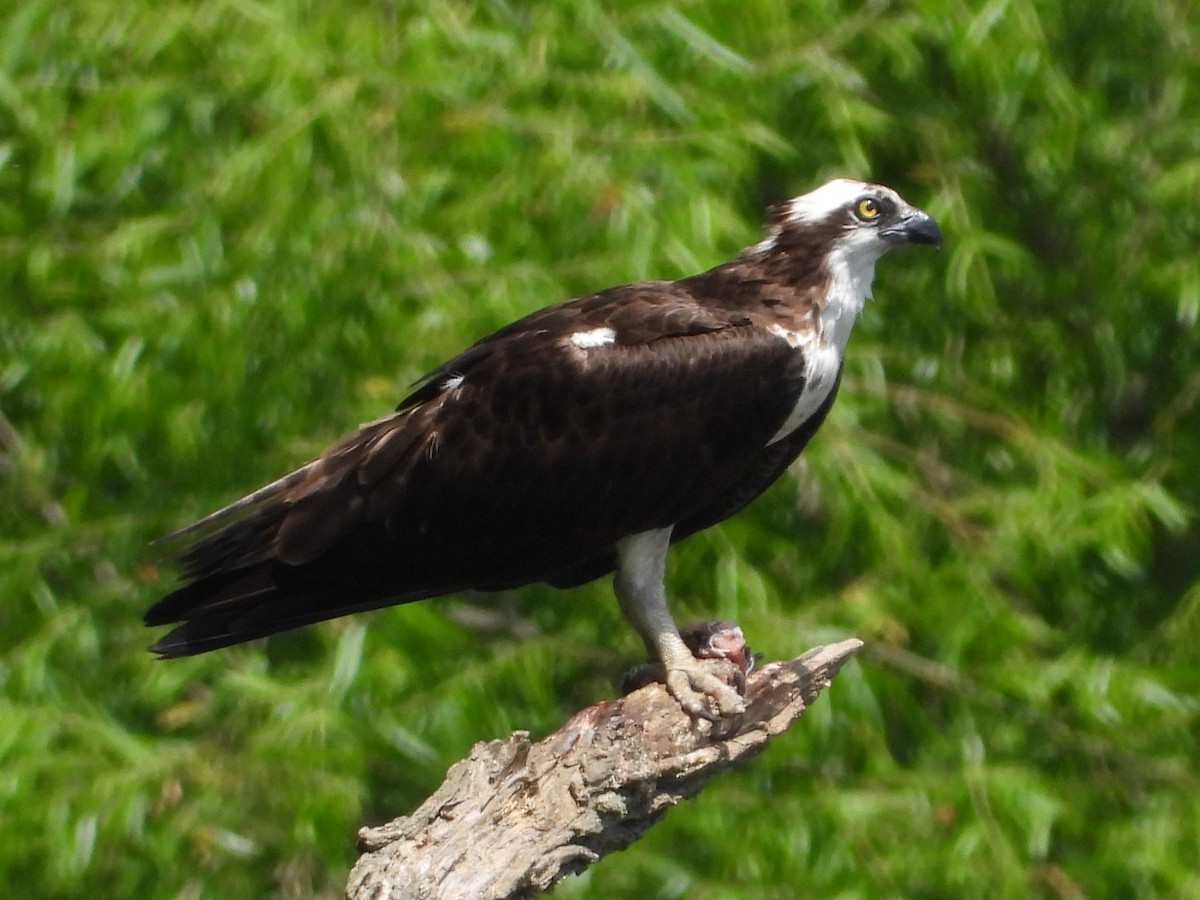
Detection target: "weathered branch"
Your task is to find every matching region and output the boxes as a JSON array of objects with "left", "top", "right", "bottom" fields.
[{"left": 345, "top": 638, "right": 863, "bottom": 900}]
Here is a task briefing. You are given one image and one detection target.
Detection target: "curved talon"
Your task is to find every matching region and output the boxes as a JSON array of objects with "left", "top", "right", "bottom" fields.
[{"left": 665, "top": 666, "right": 745, "bottom": 721}]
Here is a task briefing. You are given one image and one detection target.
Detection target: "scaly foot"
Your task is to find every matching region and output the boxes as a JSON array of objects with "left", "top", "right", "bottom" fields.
[
  {"left": 663, "top": 661, "right": 745, "bottom": 721},
  {"left": 621, "top": 620, "right": 753, "bottom": 720}
]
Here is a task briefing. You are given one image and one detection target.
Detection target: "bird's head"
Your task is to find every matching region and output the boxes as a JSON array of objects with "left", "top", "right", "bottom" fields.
[{"left": 754, "top": 178, "right": 942, "bottom": 266}]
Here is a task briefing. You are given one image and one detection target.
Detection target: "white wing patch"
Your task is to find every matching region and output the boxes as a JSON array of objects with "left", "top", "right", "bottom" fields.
[
  {"left": 569, "top": 327, "right": 617, "bottom": 349},
  {"left": 767, "top": 323, "right": 813, "bottom": 349}
]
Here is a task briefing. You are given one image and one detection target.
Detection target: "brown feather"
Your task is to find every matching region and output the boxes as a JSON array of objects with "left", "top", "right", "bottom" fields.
[{"left": 145, "top": 181, "right": 939, "bottom": 657}]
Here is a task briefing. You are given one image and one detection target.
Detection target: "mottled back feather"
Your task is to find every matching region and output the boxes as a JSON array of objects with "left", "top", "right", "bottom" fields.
[{"left": 144, "top": 179, "right": 930, "bottom": 657}]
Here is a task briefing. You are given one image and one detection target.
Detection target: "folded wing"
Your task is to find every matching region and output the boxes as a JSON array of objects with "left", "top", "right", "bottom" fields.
[{"left": 146, "top": 284, "right": 816, "bottom": 656}]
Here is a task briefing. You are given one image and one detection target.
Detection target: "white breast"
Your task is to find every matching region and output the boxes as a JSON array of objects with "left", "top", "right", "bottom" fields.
[
  {"left": 765, "top": 242, "right": 874, "bottom": 445},
  {"left": 766, "top": 337, "right": 842, "bottom": 445}
]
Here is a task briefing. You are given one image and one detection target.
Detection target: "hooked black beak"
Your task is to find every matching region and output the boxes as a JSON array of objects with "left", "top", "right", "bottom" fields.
[{"left": 882, "top": 208, "right": 942, "bottom": 248}]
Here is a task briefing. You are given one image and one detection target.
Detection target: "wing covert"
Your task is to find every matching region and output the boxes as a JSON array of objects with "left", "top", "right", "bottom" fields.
[{"left": 163, "top": 289, "right": 815, "bottom": 604}]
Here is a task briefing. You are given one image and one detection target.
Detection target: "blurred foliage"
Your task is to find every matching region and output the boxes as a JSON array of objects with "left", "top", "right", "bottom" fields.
[{"left": 2, "top": 0, "right": 1198, "bottom": 897}]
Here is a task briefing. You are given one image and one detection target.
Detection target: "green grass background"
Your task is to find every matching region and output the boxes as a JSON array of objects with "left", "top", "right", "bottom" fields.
[{"left": 3, "top": 1, "right": 1198, "bottom": 897}]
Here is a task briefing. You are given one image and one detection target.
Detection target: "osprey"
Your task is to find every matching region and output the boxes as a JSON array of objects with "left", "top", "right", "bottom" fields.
[{"left": 146, "top": 179, "right": 941, "bottom": 720}]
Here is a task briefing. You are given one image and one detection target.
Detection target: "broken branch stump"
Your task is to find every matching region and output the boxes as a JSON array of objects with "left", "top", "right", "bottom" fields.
[{"left": 345, "top": 638, "right": 863, "bottom": 900}]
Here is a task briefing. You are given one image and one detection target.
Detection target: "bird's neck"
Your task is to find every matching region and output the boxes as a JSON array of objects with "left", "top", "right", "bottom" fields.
[
  {"left": 733, "top": 239, "right": 879, "bottom": 353},
  {"left": 818, "top": 244, "right": 878, "bottom": 353}
]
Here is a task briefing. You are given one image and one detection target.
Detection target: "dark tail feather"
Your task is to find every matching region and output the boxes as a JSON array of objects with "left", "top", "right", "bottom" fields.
[
  {"left": 171, "top": 504, "right": 289, "bottom": 582},
  {"left": 144, "top": 565, "right": 275, "bottom": 628},
  {"left": 146, "top": 567, "right": 426, "bottom": 658}
]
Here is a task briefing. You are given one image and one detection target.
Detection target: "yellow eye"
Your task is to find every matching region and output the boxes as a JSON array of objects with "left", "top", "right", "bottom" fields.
[{"left": 856, "top": 197, "right": 881, "bottom": 220}]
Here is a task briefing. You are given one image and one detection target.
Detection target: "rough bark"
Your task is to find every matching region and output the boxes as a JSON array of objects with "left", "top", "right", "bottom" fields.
[{"left": 345, "top": 638, "right": 863, "bottom": 900}]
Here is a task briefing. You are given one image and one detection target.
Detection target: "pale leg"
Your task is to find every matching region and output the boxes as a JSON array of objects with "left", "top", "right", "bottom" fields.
[{"left": 614, "top": 528, "right": 745, "bottom": 720}]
